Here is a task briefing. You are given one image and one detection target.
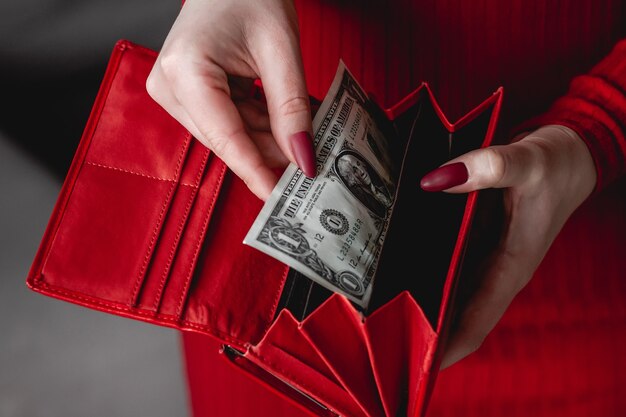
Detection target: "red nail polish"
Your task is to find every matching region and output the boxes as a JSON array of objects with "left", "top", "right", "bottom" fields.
[
  {"left": 290, "top": 131, "right": 317, "bottom": 177},
  {"left": 420, "top": 162, "right": 468, "bottom": 192}
]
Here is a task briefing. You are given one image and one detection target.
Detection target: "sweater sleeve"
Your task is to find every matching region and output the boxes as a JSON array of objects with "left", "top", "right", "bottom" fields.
[{"left": 518, "top": 39, "right": 626, "bottom": 191}]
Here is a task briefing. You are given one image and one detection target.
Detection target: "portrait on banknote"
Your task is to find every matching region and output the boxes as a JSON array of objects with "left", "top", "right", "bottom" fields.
[{"left": 334, "top": 150, "right": 393, "bottom": 217}]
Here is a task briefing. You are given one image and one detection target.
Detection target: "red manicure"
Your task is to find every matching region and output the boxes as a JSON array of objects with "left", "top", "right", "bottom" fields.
[
  {"left": 420, "top": 162, "right": 468, "bottom": 192},
  {"left": 290, "top": 131, "right": 317, "bottom": 178}
]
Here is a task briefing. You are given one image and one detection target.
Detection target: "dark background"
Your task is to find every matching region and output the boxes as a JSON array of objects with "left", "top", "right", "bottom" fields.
[{"left": 0, "top": 1, "right": 191, "bottom": 415}]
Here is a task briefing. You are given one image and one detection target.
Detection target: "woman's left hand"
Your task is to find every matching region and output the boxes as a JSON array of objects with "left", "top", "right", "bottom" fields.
[{"left": 420, "top": 125, "right": 597, "bottom": 369}]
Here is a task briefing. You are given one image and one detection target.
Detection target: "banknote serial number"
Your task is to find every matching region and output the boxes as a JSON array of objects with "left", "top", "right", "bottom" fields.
[{"left": 336, "top": 218, "right": 363, "bottom": 267}]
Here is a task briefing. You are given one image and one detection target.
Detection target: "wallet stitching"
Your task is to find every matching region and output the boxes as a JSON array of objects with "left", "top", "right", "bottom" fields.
[
  {"left": 84, "top": 161, "right": 197, "bottom": 188},
  {"left": 175, "top": 161, "right": 228, "bottom": 318},
  {"left": 152, "top": 148, "right": 211, "bottom": 311},
  {"left": 34, "top": 280, "right": 247, "bottom": 347},
  {"left": 33, "top": 41, "right": 243, "bottom": 348},
  {"left": 131, "top": 136, "right": 191, "bottom": 305},
  {"left": 152, "top": 186, "right": 197, "bottom": 310},
  {"left": 131, "top": 181, "right": 176, "bottom": 304}
]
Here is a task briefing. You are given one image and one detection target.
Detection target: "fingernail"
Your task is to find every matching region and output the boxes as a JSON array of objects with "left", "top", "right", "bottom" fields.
[
  {"left": 290, "top": 131, "right": 317, "bottom": 177},
  {"left": 420, "top": 162, "right": 468, "bottom": 192}
]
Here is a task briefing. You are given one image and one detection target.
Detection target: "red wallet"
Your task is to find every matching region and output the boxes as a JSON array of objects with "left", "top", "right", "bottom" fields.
[{"left": 26, "top": 40, "right": 503, "bottom": 417}]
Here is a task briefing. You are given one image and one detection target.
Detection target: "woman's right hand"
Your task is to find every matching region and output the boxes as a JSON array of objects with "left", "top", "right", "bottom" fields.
[{"left": 146, "top": 0, "right": 316, "bottom": 200}]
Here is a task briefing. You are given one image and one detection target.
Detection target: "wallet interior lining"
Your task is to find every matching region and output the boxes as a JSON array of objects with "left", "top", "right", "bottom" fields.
[{"left": 369, "top": 91, "right": 494, "bottom": 326}]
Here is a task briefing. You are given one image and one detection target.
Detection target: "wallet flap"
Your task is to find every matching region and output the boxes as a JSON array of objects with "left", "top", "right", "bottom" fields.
[
  {"left": 27, "top": 41, "right": 192, "bottom": 306},
  {"left": 26, "top": 40, "right": 290, "bottom": 350}
]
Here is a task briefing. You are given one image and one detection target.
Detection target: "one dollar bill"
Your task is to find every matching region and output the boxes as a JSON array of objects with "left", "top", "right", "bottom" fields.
[{"left": 244, "top": 61, "right": 402, "bottom": 308}]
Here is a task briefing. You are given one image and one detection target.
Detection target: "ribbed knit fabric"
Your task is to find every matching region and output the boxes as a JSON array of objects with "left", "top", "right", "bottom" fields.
[
  {"left": 295, "top": 1, "right": 626, "bottom": 190},
  {"left": 518, "top": 40, "right": 626, "bottom": 190}
]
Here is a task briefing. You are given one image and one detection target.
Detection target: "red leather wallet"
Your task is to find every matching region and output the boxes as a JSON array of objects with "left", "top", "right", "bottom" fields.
[{"left": 26, "top": 40, "right": 503, "bottom": 417}]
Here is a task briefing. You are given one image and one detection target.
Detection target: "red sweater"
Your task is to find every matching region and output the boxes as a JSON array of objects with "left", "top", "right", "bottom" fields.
[
  {"left": 183, "top": 0, "right": 626, "bottom": 189},
  {"left": 182, "top": 2, "right": 626, "bottom": 417},
  {"left": 295, "top": 0, "right": 626, "bottom": 191},
  {"left": 526, "top": 40, "right": 626, "bottom": 190}
]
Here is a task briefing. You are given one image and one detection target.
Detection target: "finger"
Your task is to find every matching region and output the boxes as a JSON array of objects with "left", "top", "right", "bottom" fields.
[
  {"left": 166, "top": 61, "right": 277, "bottom": 200},
  {"left": 229, "top": 76, "right": 256, "bottom": 100},
  {"left": 440, "top": 248, "right": 530, "bottom": 369},
  {"left": 255, "top": 30, "right": 316, "bottom": 178},
  {"left": 511, "top": 131, "right": 531, "bottom": 143},
  {"left": 147, "top": 65, "right": 215, "bottom": 146},
  {"left": 248, "top": 130, "right": 290, "bottom": 168},
  {"left": 237, "top": 99, "right": 271, "bottom": 131},
  {"left": 420, "top": 142, "right": 540, "bottom": 193}
]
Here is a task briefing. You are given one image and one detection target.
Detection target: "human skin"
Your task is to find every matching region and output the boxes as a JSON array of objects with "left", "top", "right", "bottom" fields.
[
  {"left": 146, "top": 0, "right": 316, "bottom": 201},
  {"left": 148, "top": 0, "right": 598, "bottom": 368},
  {"left": 421, "top": 125, "right": 596, "bottom": 368}
]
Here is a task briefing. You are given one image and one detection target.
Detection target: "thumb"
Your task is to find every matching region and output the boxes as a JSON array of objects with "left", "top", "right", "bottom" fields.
[
  {"left": 420, "top": 142, "right": 538, "bottom": 193},
  {"left": 255, "top": 33, "right": 316, "bottom": 178}
]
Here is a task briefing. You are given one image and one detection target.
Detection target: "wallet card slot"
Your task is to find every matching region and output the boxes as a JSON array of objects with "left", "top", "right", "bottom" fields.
[
  {"left": 135, "top": 139, "right": 211, "bottom": 311},
  {"left": 157, "top": 153, "right": 227, "bottom": 318},
  {"left": 40, "top": 163, "right": 179, "bottom": 306},
  {"left": 181, "top": 173, "right": 291, "bottom": 347},
  {"left": 83, "top": 43, "right": 191, "bottom": 182}
]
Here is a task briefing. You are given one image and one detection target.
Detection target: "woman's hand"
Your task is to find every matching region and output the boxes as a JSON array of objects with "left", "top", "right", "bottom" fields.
[
  {"left": 420, "top": 125, "right": 597, "bottom": 369},
  {"left": 146, "top": 0, "right": 316, "bottom": 200}
]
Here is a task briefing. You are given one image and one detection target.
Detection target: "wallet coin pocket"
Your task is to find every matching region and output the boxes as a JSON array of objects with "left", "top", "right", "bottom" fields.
[{"left": 134, "top": 139, "right": 211, "bottom": 312}]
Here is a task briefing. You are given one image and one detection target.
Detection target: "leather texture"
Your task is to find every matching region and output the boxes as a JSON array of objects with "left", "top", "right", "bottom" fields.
[{"left": 26, "top": 40, "right": 502, "bottom": 417}]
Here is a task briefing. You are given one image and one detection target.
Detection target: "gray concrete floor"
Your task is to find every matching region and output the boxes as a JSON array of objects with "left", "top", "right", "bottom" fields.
[{"left": 0, "top": 135, "right": 189, "bottom": 417}]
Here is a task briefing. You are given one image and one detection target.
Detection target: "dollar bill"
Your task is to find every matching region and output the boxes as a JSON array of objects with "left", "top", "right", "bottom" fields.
[{"left": 244, "top": 61, "right": 403, "bottom": 308}]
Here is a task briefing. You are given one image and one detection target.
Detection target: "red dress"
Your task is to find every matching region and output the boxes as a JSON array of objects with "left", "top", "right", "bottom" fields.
[{"left": 182, "top": 1, "right": 626, "bottom": 416}]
